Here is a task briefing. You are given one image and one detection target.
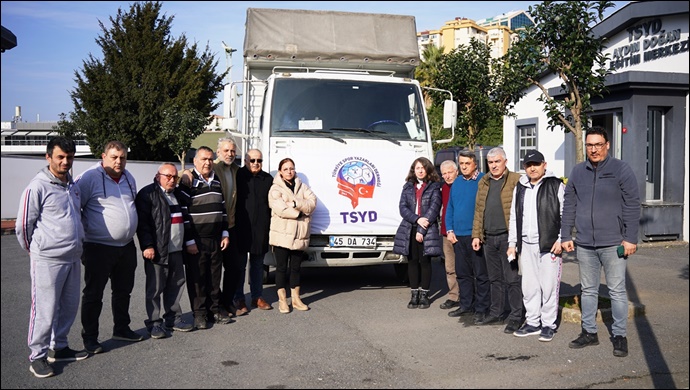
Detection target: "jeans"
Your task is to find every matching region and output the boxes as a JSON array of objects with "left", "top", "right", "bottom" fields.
[
  {"left": 234, "top": 253, "right": 265, "bottom": 301},
  {"left": 454, "top": 235, "right": 490, "bottom": 313},
  {"left": 577, "top": 245, "right": 628, "bottom": 337}
]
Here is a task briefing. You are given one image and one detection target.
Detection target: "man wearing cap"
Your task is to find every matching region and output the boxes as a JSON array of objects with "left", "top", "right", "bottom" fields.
[
  {"left": 471, "top": 147, "right": 523, "bottom": 334},
  {"left": 507, "top": 150, "right": 565, "bottom": 342}
]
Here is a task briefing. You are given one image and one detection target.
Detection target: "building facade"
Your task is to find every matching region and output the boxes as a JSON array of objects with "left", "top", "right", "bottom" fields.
[{"left": 503, "top": 1, "right": 689, "bottom": 242}]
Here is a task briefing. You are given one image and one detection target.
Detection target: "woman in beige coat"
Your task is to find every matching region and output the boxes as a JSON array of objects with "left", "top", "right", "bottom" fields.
[{"left": 268, "top": 158, "right": 317, "bottom": 313}]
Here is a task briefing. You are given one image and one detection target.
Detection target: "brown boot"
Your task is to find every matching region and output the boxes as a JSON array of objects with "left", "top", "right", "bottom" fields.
[
  {"left": 277, "top": 288, "right": 290, "bottom": 313},
  {"left": 291, "top": 287, "right": 309, "bottom": 311}
]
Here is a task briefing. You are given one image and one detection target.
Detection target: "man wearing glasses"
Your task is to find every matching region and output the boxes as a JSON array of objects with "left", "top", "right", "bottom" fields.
[
  {"left": 561, "top": 126, "right": 640, "bottom": 358},
  {"left": 233, "top": 149, "right": 274, "bottom": 311},
  {"left": 135, "top": 163, "right": 196, "bottom": 338}
]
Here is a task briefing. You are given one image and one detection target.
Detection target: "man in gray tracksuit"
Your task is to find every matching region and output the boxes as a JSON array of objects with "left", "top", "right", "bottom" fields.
[
  {"left": 16, "top": 137, "right": 88, "bottom": 378},
  {"left": 507, "top": 150, "right": 565, "bottom": 342}
]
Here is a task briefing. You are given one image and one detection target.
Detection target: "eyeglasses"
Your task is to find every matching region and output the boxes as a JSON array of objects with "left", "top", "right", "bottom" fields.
[
  {"left": 248, "top": 158, "right": 263, "bottom": 163},
  {"left": 157, "top": 173, "right": 178, "bottom": 181},
  {"left": 585, "top": 142, "right": 607, "bottom": 150}
]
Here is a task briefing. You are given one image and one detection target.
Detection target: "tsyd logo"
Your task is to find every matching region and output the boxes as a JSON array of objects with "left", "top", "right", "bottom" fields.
[{"left": 332, "top": 157, "right": 381, "bottom": 209}]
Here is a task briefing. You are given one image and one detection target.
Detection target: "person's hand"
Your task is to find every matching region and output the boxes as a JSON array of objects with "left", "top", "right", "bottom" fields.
[
  {"left": 220, "top": 236, "right": 230, "bottom": 251},
  {"left": 622, "top": 240, "right": 637, "bottom": 257},
  {"left": 186, "top": 243, "right": 199, "bottom": 255},
  {"left": 472, "top": 237, "right": 482, "bottom": 251},
  {"left": 417, "top": 217, "right": 429, "bottom": 229},
  {"left": 415, "top": 232, "right": 424, "bottom": 243},
  {"left": 561, "top": 240, "right": 574, "bottom": 252},
  {"left": 550, "top": 241, "right": 562, "bottom": 255},
  {"left": 447, "top": 231, "right": 458, "bottom": 244},
  {"left": 143, "top": 247, "right": 155, "bottom": 260},
  {"left": 506, "top": 247, "right": 517, "bottom": 261}
]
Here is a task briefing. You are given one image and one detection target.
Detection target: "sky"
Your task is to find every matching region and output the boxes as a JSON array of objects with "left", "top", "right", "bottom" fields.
[{"left": 0, "top": 1, "right": 629, "bottom": 123}]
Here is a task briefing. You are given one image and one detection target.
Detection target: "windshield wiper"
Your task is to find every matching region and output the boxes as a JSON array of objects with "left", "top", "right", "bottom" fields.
[
  {"left": 277, "top": 129, "right": 346, "bottom": 144},
  {"left": 330, "top": 127, "right": 401, "bottom": 145}
]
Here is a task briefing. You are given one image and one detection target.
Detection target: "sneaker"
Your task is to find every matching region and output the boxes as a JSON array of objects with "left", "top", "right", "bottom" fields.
[
  {"left": 83, "top": 339, "right": 104, "bottom": 354},
  {"left": 612, "top": 335, "right": 628, "bottom": 357},
  {"left": 213, "top": 311, "right": 234, "bottom": 324},
  {"left": 538, "top": 327, "right": 555, "bottom": 342},
  {"left": 194, "top": 316, "right": 208, "bottom": 330},
  {"left": 29, "top": 358, "right": 54, "bottom": 378},
  {"left": 569, "top": 330, "right": 599, "bottom": 349},
  {"left": 503, "top": 319, "right": 522, "bottom": 334},
  {"left": 252, "top": 297, "right": 273, "bottom": 310},
  {"left": 149, "top": 324, "right": 168, "bottom": 339},
  {"left": 513, "top": 324, "right": 542, "bottom": 337},
  {"left": 440, "top": 299, "right": 461, "bottom": 310},
  {"left": 172, "top": 321, "right": 194, "bottom": 332},
  {"left": 112, "top": 328, "right": 144, "bottom": 342},
  {"left": 47, "top": 347, "right": 89, "bottom": 362},
  {"left": 234, "top": 299, "right": 249, "bottom": 316}
]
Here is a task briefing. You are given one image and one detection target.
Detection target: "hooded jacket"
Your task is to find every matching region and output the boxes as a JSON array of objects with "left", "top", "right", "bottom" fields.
[
  {"left": 16, "top": 167, "right": 84, "bottom": 262},
  {"left": 268, "top": 174, "right": 317, "bottom": 251},
  {"left": 75, "top": 162, "right": 138, "bottom": 247}
]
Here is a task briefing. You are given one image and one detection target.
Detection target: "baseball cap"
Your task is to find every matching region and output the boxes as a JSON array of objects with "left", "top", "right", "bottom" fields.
[{"left": 523, "top": 150, "right": 545, "bottom": 165}]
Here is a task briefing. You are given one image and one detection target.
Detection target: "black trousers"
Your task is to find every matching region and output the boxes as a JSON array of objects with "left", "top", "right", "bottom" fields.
[
  {"left": 220, "top": 227, "right": 245, "bottom": 308},
  {"left": 273, "top": 246, "right": 303, "bottom": 290},
  {"left": 184, "top": 236, "right": 222, "bottom": 318},
  {"left": 407, "top": 229, "right": 432, "bottom": 290},
  {"left": 454, "top": 235, "right": 491, "bottom": 314},
  {"left": 81, "top": 241, "right": 137, "bottom": 340},
  {"left": 483, "top": 233, "right": 523, "bottom": 321}
]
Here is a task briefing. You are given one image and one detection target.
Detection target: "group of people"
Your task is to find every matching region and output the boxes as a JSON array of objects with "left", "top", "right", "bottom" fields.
[
  {"left": 393, "top": 126, "right": 640, "bottom": 359},
  {"left": 16, "top": 126, "right": 640, "bottom": 378},
  {"left": 16, "top": 137, "right": 317, "bottom": 378}
]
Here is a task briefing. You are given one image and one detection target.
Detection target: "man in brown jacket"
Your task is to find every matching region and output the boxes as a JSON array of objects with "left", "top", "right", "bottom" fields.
[{"left": 471, "top": 147, "right": 523, "bottom": 334}]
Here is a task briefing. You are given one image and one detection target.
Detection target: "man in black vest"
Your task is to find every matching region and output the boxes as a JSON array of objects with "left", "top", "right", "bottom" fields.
[{"left": 507, "top": 150, "right": 565, "bottom": 342}]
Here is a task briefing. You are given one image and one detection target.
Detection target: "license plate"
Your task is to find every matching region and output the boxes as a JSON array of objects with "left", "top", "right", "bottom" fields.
[{"left": 329, "top": 236, "right": 377, "bottom": 247}]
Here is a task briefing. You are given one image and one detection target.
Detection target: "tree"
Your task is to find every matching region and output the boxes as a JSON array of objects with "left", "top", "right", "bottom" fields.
[
  {"left": 161, "top": 104, "right": 207, "bottom": 170},
  {"left": 432, "top": 38, "right": 503, "bottom": 150},
  {"left": 498, "top": 1, "right": 613, "bottom": 163},
  {"left": 415, "top": 43, "right": 445, "bottom": 108},
  {"left": 67, "top": 1, "right": 226, "bottom": 161}
]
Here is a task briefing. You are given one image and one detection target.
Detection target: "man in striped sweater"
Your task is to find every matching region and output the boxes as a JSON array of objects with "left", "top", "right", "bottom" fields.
[{"left": 179, "top": 146, "right": 232, "bottom": 329}]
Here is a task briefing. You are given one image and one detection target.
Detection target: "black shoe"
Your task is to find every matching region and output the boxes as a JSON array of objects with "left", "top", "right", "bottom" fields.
[
  {"left": 440, "top": 299, "right": 460, "bottom": 310},
  {"left": 407, "top": 289, "right": 420, "bottom": 309},
  {"left": 478, "top": 315, "right": 502, "bottom": 325},
  {"left": 448, "top": 307, "right": 473, "bottom": 317},
  {"left": 83, "top": 339, "right": 103, "bottom": 354},
  {"left": 569, "top": 329, "right": 599, "bottom": 349},
  {"left": 47, "top": 346, "right": 89, "bottom": 362},
  {"left": 194, "top": 316, "right": 208, "bottom": 330},
  {"left": 213, "top": 312, "right": 233, "bottom": 325},
  {"left": 612, "top": 335, "right": 628, "bottom": 357},
  {"left": 503, "top": 319, "right": 521, "bottom": 334},
  {"left": 29, "top": 358, "right": 54, "bottom": 378},
  {"left": 473, "top": 312, "right": 485, "bottom": 325},
  {"left": 418, "top": 289, "right": 430, "bottom": 309},
  {"left": 112, "top": 328, "right": 144, "bottom": 342}
]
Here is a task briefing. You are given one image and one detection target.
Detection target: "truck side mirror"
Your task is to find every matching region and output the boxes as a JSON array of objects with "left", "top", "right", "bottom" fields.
[{"left": 443, "top": 100, "right": 457, "bottom": 129}]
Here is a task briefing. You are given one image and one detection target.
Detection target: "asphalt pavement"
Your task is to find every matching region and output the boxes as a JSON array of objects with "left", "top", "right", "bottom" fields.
[{"left": 1, "top": 230, "right": 688, "bottom": 389}]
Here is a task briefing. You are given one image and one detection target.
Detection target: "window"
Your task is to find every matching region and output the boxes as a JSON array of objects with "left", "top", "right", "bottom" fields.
[
  {"left": 516, "top": 124, "right": 537, "bottom": 171},
  {"left": 646, "top": 108, "right": 664, "bottom": 200}
]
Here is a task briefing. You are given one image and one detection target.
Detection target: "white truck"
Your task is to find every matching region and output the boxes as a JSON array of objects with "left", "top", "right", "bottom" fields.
[{"left": 225, "top": 8, "right": 455, "bottom": 281}]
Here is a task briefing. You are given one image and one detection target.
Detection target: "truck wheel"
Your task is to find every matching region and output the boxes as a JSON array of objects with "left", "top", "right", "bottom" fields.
[{"left": 393, "top": 263, "right": 409, "bottom": 285}]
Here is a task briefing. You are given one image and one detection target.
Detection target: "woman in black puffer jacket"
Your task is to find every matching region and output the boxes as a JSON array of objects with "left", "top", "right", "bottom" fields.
[{"left": 393, "top": 157, "right": 442, "bottom": 309}]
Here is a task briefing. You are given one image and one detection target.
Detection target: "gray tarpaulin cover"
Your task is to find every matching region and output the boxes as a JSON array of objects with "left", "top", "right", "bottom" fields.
[{"left": 244, "top": 8, "right": 420, "bottom": 69}]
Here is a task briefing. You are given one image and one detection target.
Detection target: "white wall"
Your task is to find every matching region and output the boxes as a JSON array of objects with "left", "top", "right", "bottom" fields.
[{"left": 1, "top": 156, "right": 180, "bottom": 219}]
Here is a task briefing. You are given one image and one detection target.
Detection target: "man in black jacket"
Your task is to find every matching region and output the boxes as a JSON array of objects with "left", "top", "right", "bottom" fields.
[
  {"left": 135, "top": 163, "right": 196, "bottom": 338},
  {"left": 233, "top": 149, "right": 274, "bottom": 310}
]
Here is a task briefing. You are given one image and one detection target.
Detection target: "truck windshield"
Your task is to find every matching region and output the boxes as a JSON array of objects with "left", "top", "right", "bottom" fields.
[{"left": 270, "top": 78, "right": 428, "bottom": 142}]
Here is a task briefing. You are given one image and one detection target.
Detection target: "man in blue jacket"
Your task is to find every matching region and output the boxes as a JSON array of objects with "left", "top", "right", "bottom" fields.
[{"left": 561, "top": 126, "right": 641, "bottom": 358}]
